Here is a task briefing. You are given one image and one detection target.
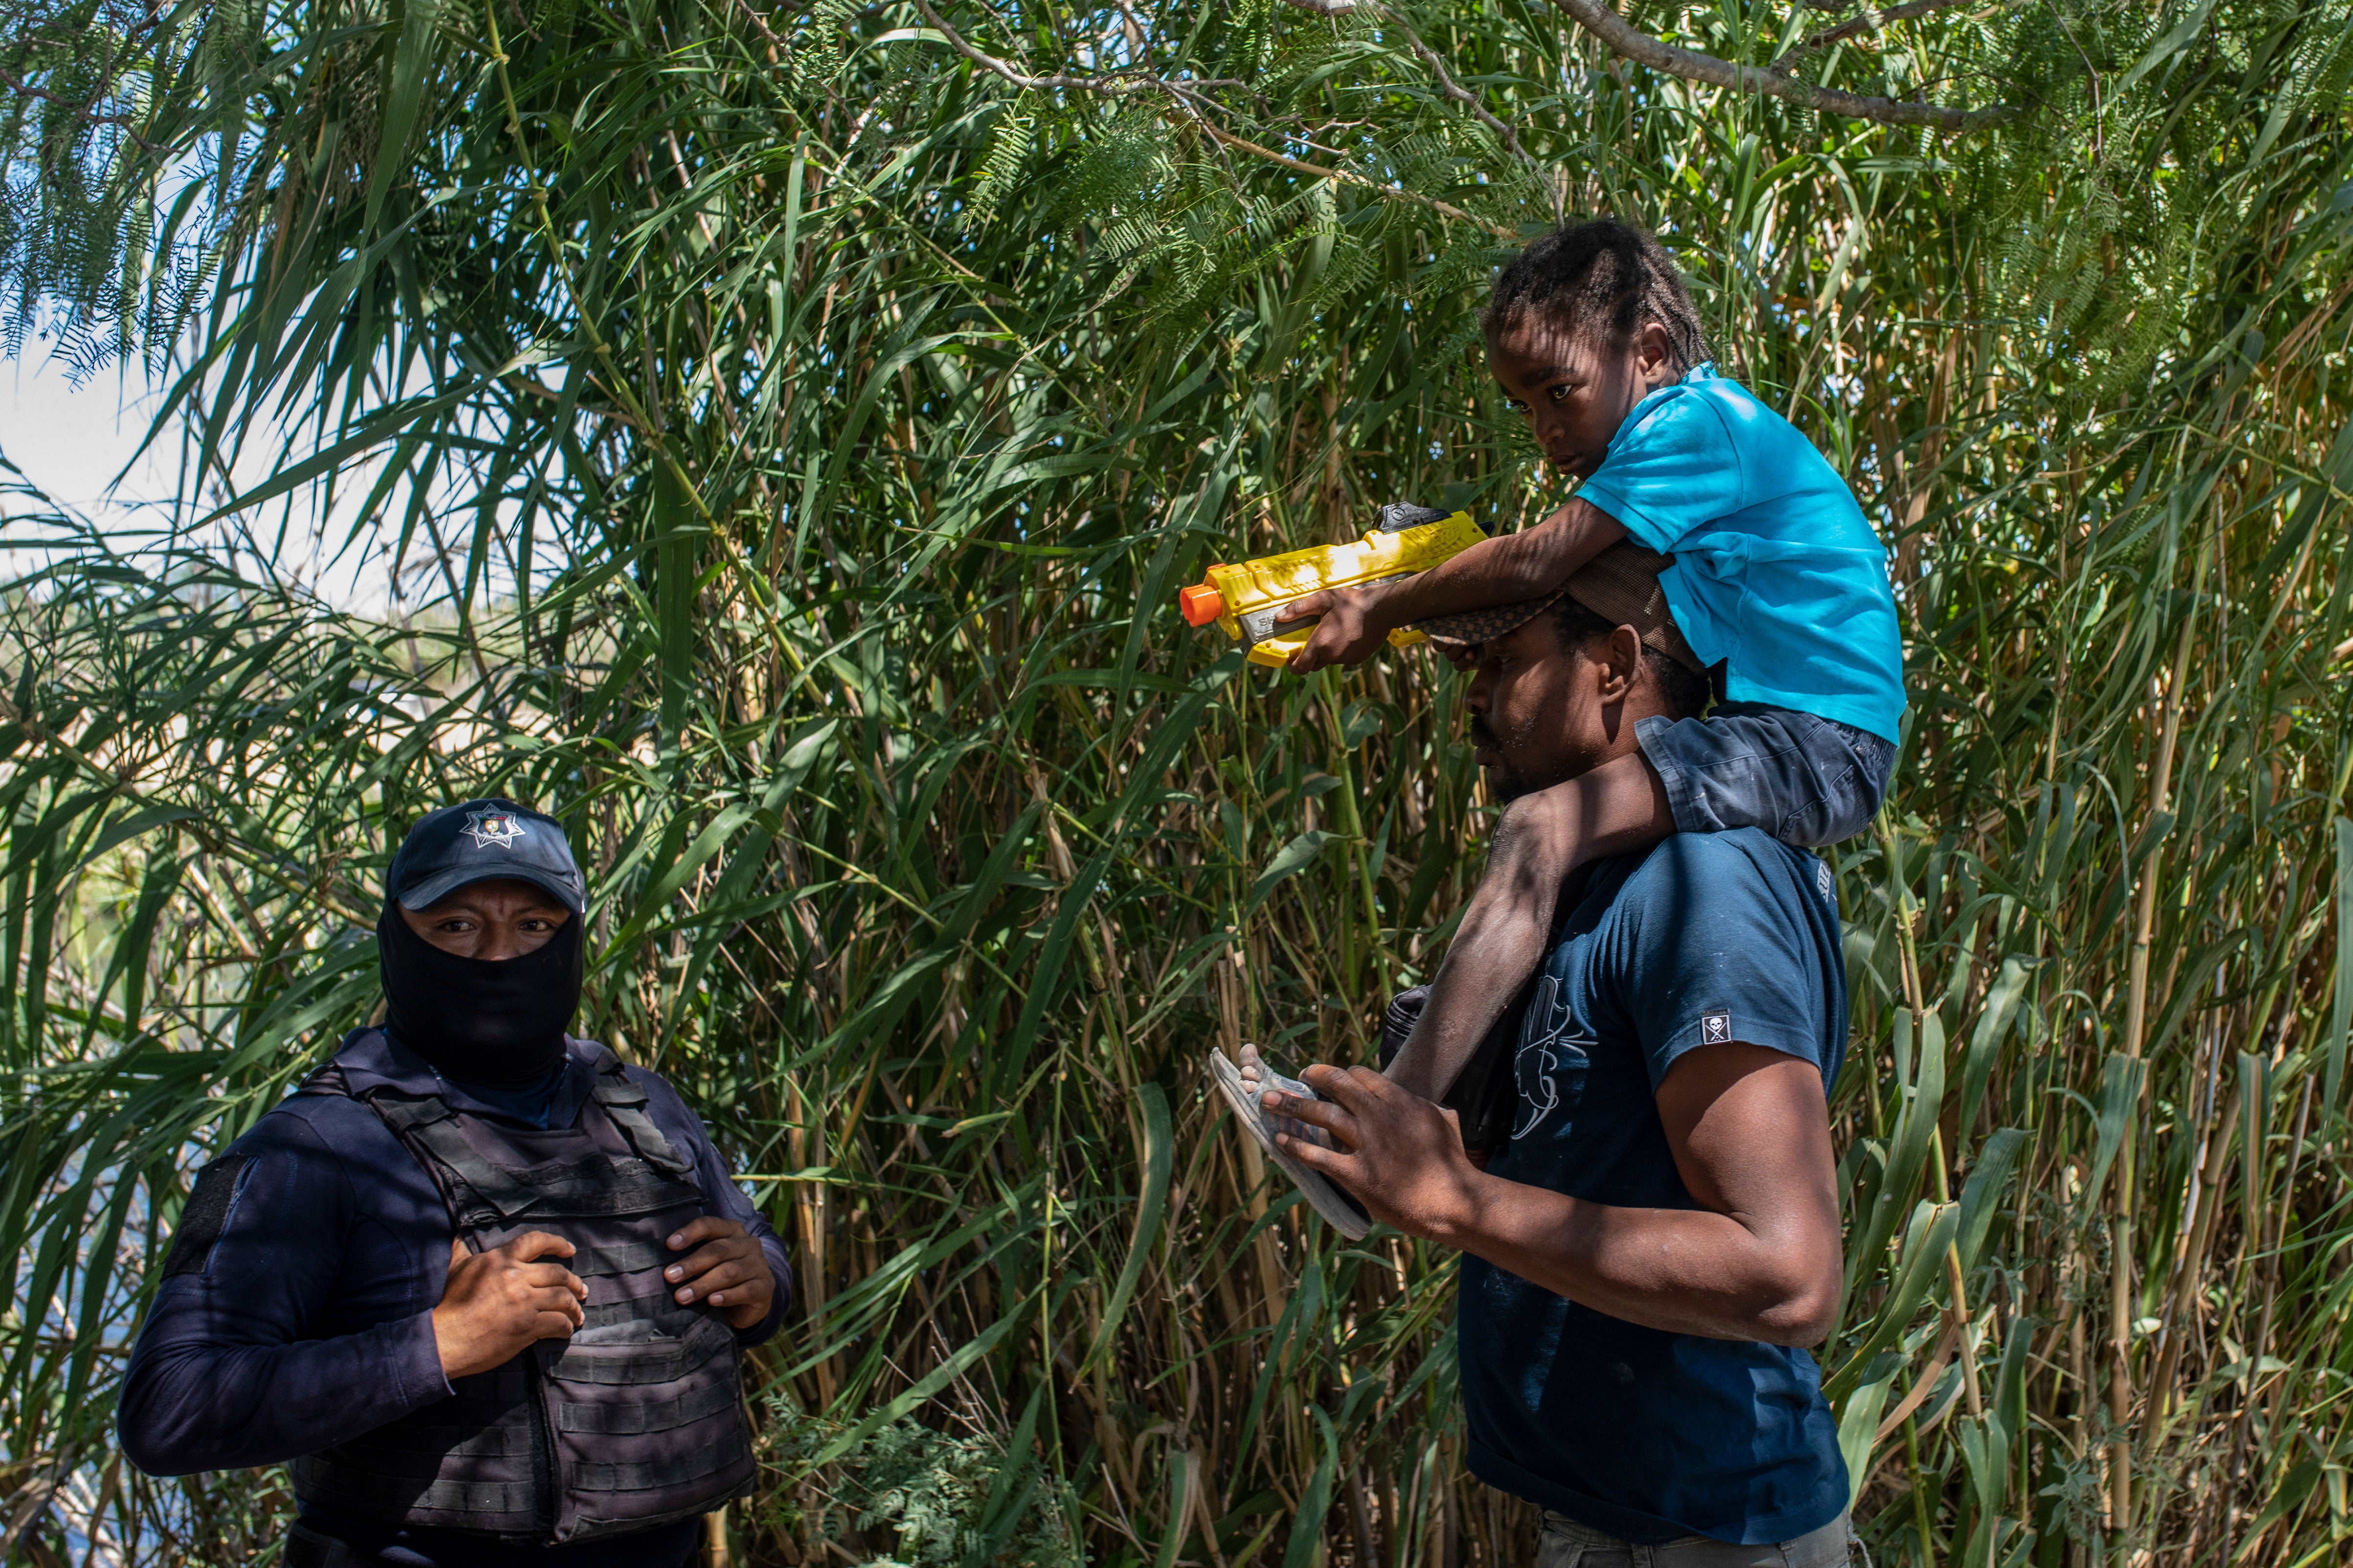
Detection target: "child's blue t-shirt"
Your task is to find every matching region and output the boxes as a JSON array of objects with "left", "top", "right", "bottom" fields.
[
  {"left": 1457, "top": 829, "right": 1850, "bottom": 1545},
  {"left": 1574, "top": 365, "right": 1904, "bottom": 742}
]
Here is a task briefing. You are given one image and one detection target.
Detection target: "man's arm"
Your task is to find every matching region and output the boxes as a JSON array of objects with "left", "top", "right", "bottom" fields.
[
  {"left": 119, "top": 1118, "right": 459, "bottom": 1475},
  {"left": 1285, "top": 498, "right": 1626, "bottom": 672},
  {"left": 1269, "top": 1045, "right": 1842, "bottom": 1345},
  {"left": 1386, "top": 751, "right": 1676, "bottom": 1104}
]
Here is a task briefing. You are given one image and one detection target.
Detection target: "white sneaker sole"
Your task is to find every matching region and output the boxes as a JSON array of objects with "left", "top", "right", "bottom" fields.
[{"left": 1208, "top": 1049, "right": 1370, "bottom": 1239}]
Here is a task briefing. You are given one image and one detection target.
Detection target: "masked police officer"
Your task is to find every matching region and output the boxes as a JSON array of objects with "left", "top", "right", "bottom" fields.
[{"left": 121, "top": 799, "right": 791, "bottom": 1567}]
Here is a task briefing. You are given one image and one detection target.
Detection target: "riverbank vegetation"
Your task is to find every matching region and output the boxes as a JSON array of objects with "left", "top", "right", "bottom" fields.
[{"left": 3, "top": 0, "right": 2352, "bottom": 1561}]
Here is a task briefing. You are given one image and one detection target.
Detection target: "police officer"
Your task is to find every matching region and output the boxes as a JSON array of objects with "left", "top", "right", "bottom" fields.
[{"left": 121, "top": 799, "right": 791, "bottom": 1567}]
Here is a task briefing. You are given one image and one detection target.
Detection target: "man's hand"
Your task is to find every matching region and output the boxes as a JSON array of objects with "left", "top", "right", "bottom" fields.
[
  {"left": 664, "top": 1216, "right": 776, "bottom": 1329},
  {"left": 1266, "top": 1065, "right": 1488, "bottom": 1240},
  {"left": 1273, "top": 1047, "right": 1843, "bottom": 1345},
  {"left": 431, "top": 1232, "right": 586, "bottom": 1380},
  {"left": 1280, "top": 586, "right": 1392, "bottom": 672}
]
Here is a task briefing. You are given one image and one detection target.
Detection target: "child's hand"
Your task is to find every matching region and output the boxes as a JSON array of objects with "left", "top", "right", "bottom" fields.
[{"left": 1281, "top": 586, "right": 1389, "bottom": 672}]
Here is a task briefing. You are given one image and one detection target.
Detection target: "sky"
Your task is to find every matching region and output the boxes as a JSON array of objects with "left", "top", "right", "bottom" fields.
[{"left": 1, "top": 346, "right": 398, "bottom": 611}]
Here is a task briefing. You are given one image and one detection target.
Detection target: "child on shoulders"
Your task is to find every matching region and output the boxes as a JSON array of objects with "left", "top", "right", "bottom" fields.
[{"left": 1262, "top": 217, "right": 1902, "bottom": 1136}]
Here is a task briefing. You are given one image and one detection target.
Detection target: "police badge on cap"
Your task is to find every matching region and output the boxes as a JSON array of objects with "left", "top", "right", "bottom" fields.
[
  {"left": 388, "top": 797, "right": 588, "bottom": 914},
  {"left": 460, "top": 807, "right": 529, "bottom": 851}
]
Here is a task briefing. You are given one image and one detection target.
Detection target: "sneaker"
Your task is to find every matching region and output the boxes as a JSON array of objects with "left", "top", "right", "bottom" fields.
[
  {"left": 1237, "top": 1043, "right": 1333, "bottom": 1148},
  {"left": 1208, "top": 1046, "right": 1370, "bottom": 1239}
]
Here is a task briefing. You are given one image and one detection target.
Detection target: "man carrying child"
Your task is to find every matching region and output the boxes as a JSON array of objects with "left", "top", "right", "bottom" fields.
[
  {"left": 1290, "top": 218, "right": 1900, "bottom": 1094},
  {"left": 1231, "top": 219, "right": 1898, "bottom": 1562}
]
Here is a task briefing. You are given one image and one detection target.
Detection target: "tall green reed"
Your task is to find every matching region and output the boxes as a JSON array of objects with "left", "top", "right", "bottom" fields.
[{"left": 3, "top": 0, "right": 2353, "bottom": 1563}]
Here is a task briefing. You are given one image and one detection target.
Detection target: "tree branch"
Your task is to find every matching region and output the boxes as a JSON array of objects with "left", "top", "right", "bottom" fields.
[
  {"left": 1191, "top": 122, "right": 1516, "bottom": 239},
  {"left": 908, "top": 0, "right": 1242, "bottom": 96},
  {"left": 0, "top": 65, "right": 155, "bottom": 141},
  {"left": 907, "top": 0, "right": 1515, "bottom": 237},
  {"left": 1254, "top": 0, "right": 1548, "bottom": 184},
  {"left": 0, "top": 14, "right": 168, "bottom": 156},
  {"left": 1539, "top": 0, "right": 2018, "bottom": 130},
  {"left": 1271, "top": 0, "right": 2015, "bottom": 132},
  {"left": 1769, "top": 0, "right": 1980, "bottom": 69},
  {"left": 1370, "top": 6, "right": 1538, "bottom": 172}
]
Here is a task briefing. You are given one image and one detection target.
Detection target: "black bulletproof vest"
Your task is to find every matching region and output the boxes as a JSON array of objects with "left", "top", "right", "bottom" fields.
[{"left": 293, "top": 1046, "right": 755, "bottom": 1545}]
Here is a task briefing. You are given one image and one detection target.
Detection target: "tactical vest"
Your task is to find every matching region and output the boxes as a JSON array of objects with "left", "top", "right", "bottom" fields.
[{"left": 292, "top": 1043, "right": 756, "bottom": 1544}]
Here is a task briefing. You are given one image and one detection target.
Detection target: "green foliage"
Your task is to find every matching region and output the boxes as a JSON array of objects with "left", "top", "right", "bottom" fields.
[
  {"left": 771, "top": 1413, "right": 1084, "bottom": 1568},
  {"left": 2, "top": 0, "right": 2353, "bottom": 1564}
]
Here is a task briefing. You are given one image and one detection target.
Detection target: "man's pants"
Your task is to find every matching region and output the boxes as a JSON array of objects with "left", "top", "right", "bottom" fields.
[
  {"left": 282, "top": 1519, "right": 701, "bottom": 1567},
  {"left": 1535, "top": 1511, "right": 1860, "bottom": 1568}
]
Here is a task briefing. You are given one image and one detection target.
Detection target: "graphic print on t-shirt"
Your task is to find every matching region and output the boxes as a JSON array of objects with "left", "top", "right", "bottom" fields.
[
  {"left": 1511, "top": 980, "right": 1594, "bottom": 1141},
  {"left": 1511, "top": 1038, "right": 1560, "bottom": 1141}
]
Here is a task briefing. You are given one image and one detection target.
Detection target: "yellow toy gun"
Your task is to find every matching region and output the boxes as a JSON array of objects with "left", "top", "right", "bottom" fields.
[{"left": 1177, "top": 504, "right": 1488, "bottom": 669}]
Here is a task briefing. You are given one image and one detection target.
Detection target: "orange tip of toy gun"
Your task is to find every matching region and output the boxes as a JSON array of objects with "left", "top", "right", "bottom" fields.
[
  {"left": 1179, "top": 579, "right": 1227, "bottom": 627},
  {"left": 1176, "top": 504, "right": 1487, "bottom": 669}
]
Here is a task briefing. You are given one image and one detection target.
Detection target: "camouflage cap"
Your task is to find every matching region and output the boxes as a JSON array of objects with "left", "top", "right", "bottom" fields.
[
  {"left": 1412, "top": 541, "right": 1703, "bottom": 673},
  {"left": 1408, "top": 588, "right": 1564, "bottom": 650}
]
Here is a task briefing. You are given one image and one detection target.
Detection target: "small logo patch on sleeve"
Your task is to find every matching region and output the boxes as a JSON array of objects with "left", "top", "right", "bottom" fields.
[
  {"left": 1700, "top": 1011, "right": 1732, "bottom": 1044},
  {"left": 164, "top": 1153, "right": 256, "bottom": 1278}
]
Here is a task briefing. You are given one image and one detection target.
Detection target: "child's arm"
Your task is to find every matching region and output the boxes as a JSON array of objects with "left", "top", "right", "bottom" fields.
[
  {"left": 1286, "top": 497, "right": 1626, "bottom": 673},
  {"left": 1387, "top": 751, "right": 1675, "bottom": 1102}
]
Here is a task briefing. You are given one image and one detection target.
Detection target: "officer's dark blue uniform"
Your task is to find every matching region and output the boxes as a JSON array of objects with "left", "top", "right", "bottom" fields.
[
  {"left": 119, "top": 799, "right": 792, "bottom": 1567},
  {"left": 119, "top": 1027, "right": 792, "bottom": 1566}
]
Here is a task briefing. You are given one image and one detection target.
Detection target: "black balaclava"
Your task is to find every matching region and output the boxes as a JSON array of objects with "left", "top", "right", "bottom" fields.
[{"left": 378, "top": 901, "right": 583, "bottom": 1086}]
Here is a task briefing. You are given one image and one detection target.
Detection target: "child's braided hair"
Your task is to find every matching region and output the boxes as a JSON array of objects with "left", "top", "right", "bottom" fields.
[{"left": 1482, "top": 218, "right": 1713, "bottom": 371}]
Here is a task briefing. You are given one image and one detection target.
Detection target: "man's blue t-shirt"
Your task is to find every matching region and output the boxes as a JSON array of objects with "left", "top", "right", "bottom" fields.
[
  {"left": 1575, "top": 365, "right": 1905, "bottom": 742},
  {"left": 1457, "top": 828, "right": 1850, "bottom": 1545}
]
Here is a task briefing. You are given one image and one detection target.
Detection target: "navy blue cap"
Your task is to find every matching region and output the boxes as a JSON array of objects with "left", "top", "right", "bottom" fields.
[{"left": 386, "top": 798, "right": 587, "bottom": 915}]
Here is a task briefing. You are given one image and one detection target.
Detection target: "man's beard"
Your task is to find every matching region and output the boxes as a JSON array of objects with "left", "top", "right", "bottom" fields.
[{"left": 1471, "top": 712, "right": 1554, "bottom": 802}]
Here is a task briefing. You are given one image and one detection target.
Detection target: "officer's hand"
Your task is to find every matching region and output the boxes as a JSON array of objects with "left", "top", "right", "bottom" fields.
[
  {"left": 1281, "top": 587, "right": 1391, "bottom": 672},
  {"left": 430, "top": 1232, "right": 586, "bottom": 1380},
  {"left": 664, "top": 1216, "right": 776, "bottom": 1329}
]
